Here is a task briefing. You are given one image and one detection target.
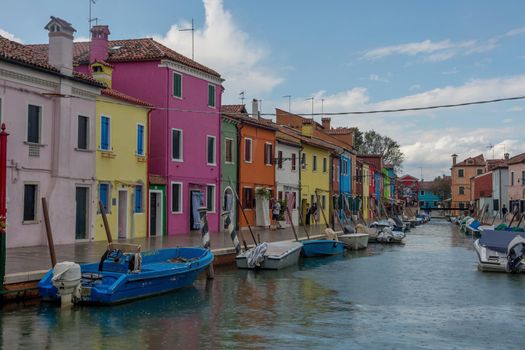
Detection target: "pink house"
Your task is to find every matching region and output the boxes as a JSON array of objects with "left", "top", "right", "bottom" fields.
[
  {"left": 507, "top": 153, "right": 525, "bottom": 213},
  {"left": 0, "top": 17, "right": 102, "bottom": 247},
  {"left": 32, "top": 25, "right": 223, "bottom": 235}
]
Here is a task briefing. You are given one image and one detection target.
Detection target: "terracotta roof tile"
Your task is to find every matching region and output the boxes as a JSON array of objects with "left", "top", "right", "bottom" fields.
[
  {"left": 221, "top": 104, "right": 246, "bottom": 115},
  {"left": 508, "top": 152, "right": 525, "bottom": 165},
  {"left": 101, "top": 88, "right": 152, "bottom": 107},
  {"left": 30, "top": 38, "right": 220, "bottom": 77},
  {"left": 454, "top": 154, "right": 485, "bottom": 167}
]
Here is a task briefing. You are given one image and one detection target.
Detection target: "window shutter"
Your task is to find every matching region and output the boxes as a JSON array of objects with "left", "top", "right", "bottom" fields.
[
  {"left": 135, "top": 186, "right": 142, "bottom": 212},
  {"left": 27, "top": 105, "right": 40, "bottom": 143},
  {"left": 101, "top": 117, "right": 109, "bottom": 150},
  {"left": 137, "top": 125, "right": 144, "bottom": 155},
  {"left": 173, "top": 73, "right": 182, "bottom": 97},
  {"left": 208, "top": 85, "right": 215, "bottom": 107}
]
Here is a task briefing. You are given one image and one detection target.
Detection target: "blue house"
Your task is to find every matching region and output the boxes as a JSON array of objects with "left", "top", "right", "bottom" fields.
[
  {"left": 339, "top": 152, "right": 353, "bottom": 218},
  {"left": 418, "top": 181, "right": 442, "bottom": 209}
]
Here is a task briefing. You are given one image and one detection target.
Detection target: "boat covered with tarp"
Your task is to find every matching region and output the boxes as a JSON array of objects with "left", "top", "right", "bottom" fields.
[
  {"left": 39, "top": 243, "right": 213, "bottom": 305},
  {"left": 474, "top": 230, "right": 525, "bottom": 273}
]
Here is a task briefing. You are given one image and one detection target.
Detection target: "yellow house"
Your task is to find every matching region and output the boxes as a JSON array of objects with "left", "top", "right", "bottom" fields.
[
  {"left": 92, "top": 61, "right": 151, "bottom": 241},
  {"left": 362, "top": 163, "right": 370, "bottom": 220}
]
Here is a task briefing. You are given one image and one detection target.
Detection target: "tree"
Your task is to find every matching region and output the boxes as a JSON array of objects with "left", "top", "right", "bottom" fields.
[
  {"left": 356, "top": 129, "right": 404, "bottom": 172},
  {"left": 430, "top": 176, "right": 451, "bottom": 200}
]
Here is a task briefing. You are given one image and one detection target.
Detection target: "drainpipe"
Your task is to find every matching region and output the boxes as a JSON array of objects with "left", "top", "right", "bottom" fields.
[
  {"left": 165, "top": 68, "right": 170, "bottom": 235},
  {"left": 298, "top": 145, "right": 304, "bottom": 225},
  {"left": 146, "top": 108, "right": 152, "bottom": 237},
  {"left": 236, "top": 122, "right": 244, "bottom": 230}
]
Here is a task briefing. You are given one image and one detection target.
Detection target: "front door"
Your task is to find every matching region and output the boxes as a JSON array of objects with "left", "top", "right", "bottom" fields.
[
  {"left": 118, "top": 190, "right": 128, "bottom": 239},
  {"left": 150, "top": 192, "right": 157, "bottom": 236},
  {"left": 190, "top": 190, "right": 204, "bottom": 231},
  {"left": 75, "top": 187, "right": 88, "bottom": 240}
]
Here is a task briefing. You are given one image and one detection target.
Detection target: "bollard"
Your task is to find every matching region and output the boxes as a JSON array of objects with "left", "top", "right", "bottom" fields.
[{"left": 199, "top": 207, "right": 214, "bottom": 279}]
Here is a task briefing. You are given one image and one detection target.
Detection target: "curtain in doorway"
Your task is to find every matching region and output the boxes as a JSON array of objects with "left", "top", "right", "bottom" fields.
[{"left": 191, "top": 191, "right": 204, "bottom": 230}]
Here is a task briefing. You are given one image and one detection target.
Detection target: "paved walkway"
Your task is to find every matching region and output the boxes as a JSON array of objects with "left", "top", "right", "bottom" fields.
[{"left": 5, "top": 224, "right": 328, "bottom": 274}]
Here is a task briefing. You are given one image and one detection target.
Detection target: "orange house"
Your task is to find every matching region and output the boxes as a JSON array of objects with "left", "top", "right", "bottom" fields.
[{"left": 230, "top": 107, "right": 277, "bottom": 228}]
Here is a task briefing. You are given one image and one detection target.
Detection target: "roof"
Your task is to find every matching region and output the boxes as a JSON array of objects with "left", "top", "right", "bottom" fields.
[
  {"left": 221, "top": 105, "right": 277, "bottom": 131},
  {"left": 0, "top": 35, "right": 104, "bottom": 87},
  {"left": 508, "top": 152, "right": 525, "bottom": 165},
  {"left": 29, "top": 38, "right": 220, "bottom": 78},
  {"left": 454, "top": 154, "right": 485, "bottom": 167},
  {"left": 399, "top": 174, "right": 419, "bottom": 181},
  {"left": 221, "top": 104, "right": 247, "bottom": 115},
  {"left": 276, "top": 129, "right": 302, "bottom": 147},
  {"left": 419, "top": 181, "right": 435, "bottom": 191},
  {"left": 101, "top": 88, "right": 152, "bottom": 107}
]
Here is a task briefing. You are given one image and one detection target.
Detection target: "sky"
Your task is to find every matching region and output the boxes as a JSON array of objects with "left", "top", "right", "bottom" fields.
[{"left": 2, "top": 0, "right": 525, "bottom": 179}]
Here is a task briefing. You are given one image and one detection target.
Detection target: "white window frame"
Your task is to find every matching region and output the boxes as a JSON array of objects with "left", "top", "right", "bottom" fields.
[
  {"left": 264, "top": 142, "right": 273, "bottom": 166},
  {"left": 208, "top": 83, "right": 216, "bottom": 108},
  {"left": 171, "top": 128, "right": 183, "bottom": 162},
  {"left": 244, "top": 137, "right": 253, "bottom": 163},
  {"left": 136, "top": 123, "right": 145, "bottom": 156},
  {"left": 171, "top": 182, "right": 183, "bottom": 214},
  {"left": 22, "top": 182, "right": 39, "bottom": 224},
  {"left": 26, "top": 103, "right": 43, "bottom": 145},
  {"left": 207, "top": 135, "right": 216, "bottom": 166},
  {"left": 99, "top": 114, "right": 111, "bottom": 151},
  {"left": 225, "top": 137, "right": 234, "bottom": 164},
  {"left": 173, "top": 71, "right": 183, "bottom": 99},
  {"left": 206, "top": 184, "right": 216, "bottom": 213}
]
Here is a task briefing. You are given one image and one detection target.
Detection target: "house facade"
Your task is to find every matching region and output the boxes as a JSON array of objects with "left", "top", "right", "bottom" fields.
[
  {"left": 0, "top": 18, "right": 102, "bottom": 247},
  {"left": 361, "top": 162, "right": 370, "bottom": 220},
  {"left": 399, "top": 174, "right": 419, "bottom": 206},
  {"left": 507, "top": 153, "right": 525, "bottom": 213},
  {"left": 470, "top": 171, "right": 493, "bottom": 214},
  {"left": 32, "top": 24, "right": 225, "bottom": 235},
  {"left": 418, "top": 181, "right": 443, "bottom": 209},
  {"left": 450, "top": 154, "right": 486, "bottom": 212},
  {"left": 275, "top": 129, "right": 301, "bottom": 226},
  {"left": 492, "top": 165, "right": 509, "bottom": 217}
]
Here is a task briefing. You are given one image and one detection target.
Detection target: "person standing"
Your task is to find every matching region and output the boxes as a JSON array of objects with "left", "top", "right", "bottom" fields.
[
  {"left": 502, "top": 204, "right": 508, "bottom": 221},
  {"left": 271, "top": 198, "right": 281, "bottom": 230},
  {"left": 305, "top": 203, "right": 311, "bottom": 226}
]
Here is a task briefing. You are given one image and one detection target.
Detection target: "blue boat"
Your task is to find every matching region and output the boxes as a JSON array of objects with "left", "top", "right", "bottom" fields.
[
  {"left": 38, "top": 244, "right": 213, "bottom": 305},
  {"left": 301, "top": 239, "right": 346, "bottom": 257}
]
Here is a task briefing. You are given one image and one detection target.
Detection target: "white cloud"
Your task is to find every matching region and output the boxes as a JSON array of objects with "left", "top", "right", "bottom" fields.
[
  {"left": 153, "top": 0, "right": 282, "bottom": 100},
  {"left": 0, "top": 28, "right": 22, "bottom": 43},
  {"left": 361, "top": 27, "right": 525, "bottom": 62},
  {"left": 74, "top": 36, "right": 90, "bottom": 42},
  {"left": 369, "top": 74, "right": 389, "bottom": 83}
]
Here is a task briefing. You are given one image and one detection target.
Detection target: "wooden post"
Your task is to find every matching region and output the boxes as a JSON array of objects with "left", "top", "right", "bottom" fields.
[
  {"left": 41, "top": 198, "right": 57, "bottom": 267},
  {"left": 228, "top": 179, "right": 257, "bottom": 246},
  {"left": 316, "top": 192, "right": 330, "bottom": 229},
  {"left": 0, "top": 124, "right": 7, "bottom": 291},
  {"left": 99, "top": 200, "right": 113, "bottom": 243},
  {"left": 199, "top": 207, "right": 214, "bottom": 279}
]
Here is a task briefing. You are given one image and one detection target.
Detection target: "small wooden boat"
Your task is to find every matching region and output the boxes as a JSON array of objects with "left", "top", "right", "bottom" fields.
[
  {"left": 338, "top": 233, "right": 369, "bottom": 250},
  {"left": 38, "top": 243, "right": 213, "bottom": 305},
  {"left": 301, "top": 239, "right": 346, "bottom": 257},
  {"left": 235, "top": 241, "right": 303, "bottom": 270}
]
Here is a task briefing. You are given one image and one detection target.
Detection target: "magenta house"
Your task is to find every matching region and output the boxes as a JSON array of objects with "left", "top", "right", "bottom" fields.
[{"left": 33, "top": 25, "right": 223, "bottom": 235}]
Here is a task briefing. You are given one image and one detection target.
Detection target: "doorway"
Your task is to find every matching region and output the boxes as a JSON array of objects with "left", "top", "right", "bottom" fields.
[
  {"left": 190, "top": 190, "right": 204, "bottom": 231},
  {"left": 149, "top": 191, "right": 163, "bottom": 236},
  {"left": 118, "top": 190, "right": 128, "bottom": 239},
  {"left": 75, "top": 186, "right": 89, "bottom": 240}
]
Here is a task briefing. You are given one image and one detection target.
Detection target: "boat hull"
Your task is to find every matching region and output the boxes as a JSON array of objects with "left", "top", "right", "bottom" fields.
[
  {"left": 38, "top": 247, "right": 214, "bottom": 305},
  {"left": 339, "top": 233, "right": 369, "bottom": 250},
  {"left": 301, "top": 240, "right": 346, "bottom": 257},
  {"left": 474, "top": 234, "right": 525, "bottom": 273},
  {"left": 235, "top": 242, "right": 302, "bottom": 270}
]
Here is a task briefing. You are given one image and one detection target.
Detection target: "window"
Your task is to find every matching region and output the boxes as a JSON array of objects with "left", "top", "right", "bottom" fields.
[
  {"left": 173, "top": 72, "right": 182, "bottom": 98},
  {"left": 207, "top": 135, "right": 216, "bottom": 165},
  {"left": 459, "top": 202, "right": 465, "bottom": 209},
  {"left": 292, "top": 192, "right": 297, "bottom": 209},
  {"left": 277, "top": 151, "right": 283, "bottom": 169},
  {"left": 23, "top": 184, "right": 38, "bottom": 221},
  {"left": 136, "top": 124, "right": 144, "bottom": 156},
  {"left": 100, "top": 116, "right": 110, "bottom": 150},
  {"left": 323, "top": 158, "right": 327, "bottom": 173},
  {"left": 522, "top": 171, "right": 525, "bottom": 186},
  {"left": 458, "top": 169, "right": 464, "bottom": 178},
  {"left": 278, "top": 191, "right": 283, "bottom": 200},
  {"left": 291, "top": 153, "right": 296, "bottom": 171},
  {"left": 477, "top": 169, "right": 483, "bottom": 175},
  {"left": 264, "top": 143, "right": 273, "bottom": 165},
  {"left": 225, "top": 138, "right": 233, "bottom": 163},
  {"left": 493, "top": 199, "right": 500, "bottom": 211},
  {"left": 313, "top": 155, "right": 317, "bottom": 171},
  {"left": 244, "top": 138, "right": 252, "bottom": 162},
  {"left": 321, "top": 195, "right": 326, "bottom": 210},
  {"left": 98, "top": 183, "right": 110, "bottom": 213},
  {"left": 206, "top": 185, "right": 215, "bottom": 212},
  {"left": 512, "top": 172, "right": 515, "bottom": 186},
  {"left": 419, "top": 201, "right": 425, "bottom": 207},
  {"left": 77, "top": 116, "right": 89, "bottom": 150},
  {"left": 420, "top": 191, "right": 425, "bottom": 196},
  {"left": 208, "top": 84, "right": 216, "bottom": 107},
  {"left": 27, "top": 104, "right": 41, "bottom": 143},
  {"left": 301, "top": 153, "right": 306, "bottom": 169},
  {"left": 172, "top": 129, "right": 183, "bottom": 161},
  {"left": 459, "top": 186, "right": 465, "bottom": 195},
  {"left": 243, "top": 187, "right": 254, "bottom": 209},
  {"left": 171, "top": 182, "right": 182, "bottom": 213},
  {"left": 135, "top": 185, "right": 143, "bottom": 213}
]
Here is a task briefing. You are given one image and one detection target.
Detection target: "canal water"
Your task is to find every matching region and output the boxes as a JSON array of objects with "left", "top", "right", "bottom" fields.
[{"left": 2, "top": 220, "right": 525, "bottom": 349}]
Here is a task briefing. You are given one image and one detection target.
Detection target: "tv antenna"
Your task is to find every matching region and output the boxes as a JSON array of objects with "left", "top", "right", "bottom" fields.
[
  {"left": 305, "top": 97, "right": 314, "bottom": 119},
  {"left": 320, "top": 98, "right": 325, "bottom": 118},
  {"left": 179, "top": 18, "right": 195, "bottom": 60},
  {"left": 88, "top": 0, "right": 99, "bottom": 35},
  {"left": 487, "top": 143, "right": 495, "bottom": 159},
  {"left": 283, "top": 95, "right": 291, "bottom": 112}
]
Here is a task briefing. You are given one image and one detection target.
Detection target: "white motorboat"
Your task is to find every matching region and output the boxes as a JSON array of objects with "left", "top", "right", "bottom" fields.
[
  {"left": 474, "top": 230, "right": 525, "bottom": 273},
  {"left": 235, "top": 241, "right": 303, "bottom": 270},
  {"left": 339, "top": 233, "right": 369, "bottom": 250}
]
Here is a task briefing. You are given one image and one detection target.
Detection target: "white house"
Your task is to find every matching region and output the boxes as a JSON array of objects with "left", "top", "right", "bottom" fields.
[
  {"left": 492, "top": 164, "right": 509, "bottom": 218},
  {"left": 275, "top": 130, "right": 301, "bottom": 226}
]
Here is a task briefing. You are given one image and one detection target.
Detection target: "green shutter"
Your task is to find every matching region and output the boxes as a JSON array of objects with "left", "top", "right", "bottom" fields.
[
  {"left": 208, "top": 84, "right": 215, "bottom": 107},
  {"left": 173, "top": 73, "right": 182, "bottom": 98}
]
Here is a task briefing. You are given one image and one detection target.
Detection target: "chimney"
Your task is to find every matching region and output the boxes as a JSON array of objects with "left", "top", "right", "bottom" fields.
[
  {"left": 321, "top": 117, "right": 331, "bottom": 130},
  {"left": 251, "top": 99, "right": 259, "bottom": 119},
  {"left": 45, "top": 16, "right": 76, "bottom": 76},
  {"left": 504, "top": 153, "right": 510, "bottom": 160},
  {"left": 90, "top": 25, "right": 110, "bottom": 63},
  {"left": 452, "top": 154, "right": 458, "bottom": 166}
]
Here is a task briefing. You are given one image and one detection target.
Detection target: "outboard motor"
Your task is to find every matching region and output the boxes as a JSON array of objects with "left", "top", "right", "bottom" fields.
[
  {"left": 51, "top": 261, "right": 81, "bottom": 307},
  {"left": 506, "top": 236, "right": 525, "bottom": 273}
]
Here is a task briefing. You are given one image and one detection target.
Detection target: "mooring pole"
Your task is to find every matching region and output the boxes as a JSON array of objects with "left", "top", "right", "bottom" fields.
[
  {"left": 0, "top": 124, "right": 8, "bottom": 292},
  {"left": 99, "top": 200, "right": 113, "bottom": 243},
  {"left": 228, "top": 178, "right": 257, "bottom": 246},
  {"left": 42, "top": 198, "right": 57, "bottom": 267},
  {"left": 199, "top": 207, "right": 214, "bottom": 279}
]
